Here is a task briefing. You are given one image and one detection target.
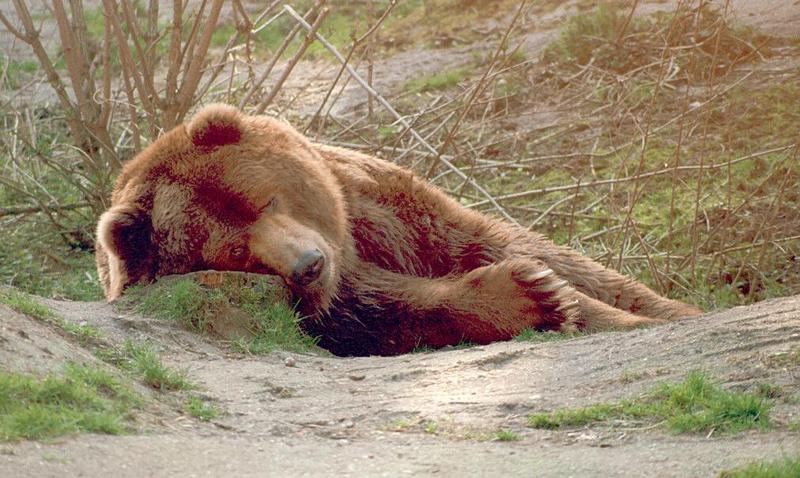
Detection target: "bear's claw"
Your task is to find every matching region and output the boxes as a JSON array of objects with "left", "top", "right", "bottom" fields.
[{"left": 523, "top": 268, "right": 554, "bottom": 282}]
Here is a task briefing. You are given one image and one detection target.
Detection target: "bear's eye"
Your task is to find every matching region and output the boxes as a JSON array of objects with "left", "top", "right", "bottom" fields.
[
  {"left": 230, "top": 246, "right": 246, "bottom": 260},
  {"left": 262, "top": 196, "right": 278, "bottom": 214}
]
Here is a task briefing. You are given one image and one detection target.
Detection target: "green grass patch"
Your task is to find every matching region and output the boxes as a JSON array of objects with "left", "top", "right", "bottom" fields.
[
  {"left": 243, "top": 0, "right": 445, "bottom": 58},
  {"left": 543, "top": 5, "right": 641, "bottom": 71},
  {"left": 529, "top": 402, "right": 619, "bottom": 430},
  {"left": 131, "top": 277, "right": 319, "bottom": 354},
  {"left": 724, "top": 83, "right": 800, "bottom": 150},
  {"left": 412, "top": 339, "right": 474, "bottom": 353},
  {"left": 405, "top": 68, "right": 468, "bottom": 93},
  {"left": 719, "top": 456, "right": 800, "bottom": 478},
  {"left": 246, "top": 4, "right": 362, "bottom": 60},
  {"left": 185, "top": 395, "right": 220, "bottom": 422},
  {"left": 118, "top": 340, "right": 191, "bottom": 392},
  {"left": 378, "top": 0, "right": 527, "bottom": 51},
  {"left": 0, "top": 363, "right": 140, "bottom": 441},
  {"left": 377, "top": 124, "right": 402, "bottom": 141},
  {"left": 0, "top": 56, "right": 39, "bottom": 89},
  {"left": 0, "top": 287, "right": 102, "bottom": 344},
  {"left": 59, "top": 320, "right": 103, "bottom": 344},
  {"left": 514, "top": 329, "right": 583, "bottom": 342},
  {"left": 211, "top": 24, "right": 237, "bottom": 48},
  {"left": 133, "top": 279, "right": 213, "bottom": 332},
  {"left": 755, "top": 383, "right": 784, "bottom": 400},
  {"left": 0, "top": 286, "right": 58, "bottom": 321},
  {"left": 0, "top": 228, "right": 103, "bottom": 301},
  {"left": 386, "top": 418, "right": 411, "bottom": 432},
  {"left": 528, "top": 371, "right": 771, "bottom": 435},
  {"left": 231, "top": 301, "right": 320, "bottom": 354},
  {"left": 424, "top": 421, "right": 438, "bottom": 434},
  {"left": 543, "top": 4, "right": 767, "bottom": 79},
  {"left": 493, "top": 429, "right": 521, "bottom": 441},
  {"left": 83, "top": 7, "right": 105, "bottom": 39}
]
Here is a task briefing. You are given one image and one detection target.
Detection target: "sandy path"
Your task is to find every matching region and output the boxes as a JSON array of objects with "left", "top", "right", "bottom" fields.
[{"left": 1, "top": 295, "right": 798, "bottom": 477}]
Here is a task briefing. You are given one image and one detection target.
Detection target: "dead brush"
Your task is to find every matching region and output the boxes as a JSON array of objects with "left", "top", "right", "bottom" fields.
[
  {"left": 0, "top": 0, "right": 797, "bottom": 308},
  {"left": 292, "top": 1, "right": 799, "bottom": 308}
]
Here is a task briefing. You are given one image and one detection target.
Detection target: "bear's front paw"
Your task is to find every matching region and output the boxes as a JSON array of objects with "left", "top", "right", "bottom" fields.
[{"left": 460, "top": 259, "right": 581, "bottom": 332}]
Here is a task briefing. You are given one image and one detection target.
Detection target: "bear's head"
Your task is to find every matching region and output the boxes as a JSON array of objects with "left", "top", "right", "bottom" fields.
[{"left": 95, "top": 104, "right": 350, "bottom": 313}]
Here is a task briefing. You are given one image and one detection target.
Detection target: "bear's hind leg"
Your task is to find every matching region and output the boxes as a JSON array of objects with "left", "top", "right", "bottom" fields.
[
  {"left": 335, "top": 259, "right": 666, "bottom": 355},
  {"left": 521, "top": 240, "right": 703, "bottom": 321},
  {"left": 573, "top": 293, "right": 668, "bottom": 331},
  {"left": 459, "top": 258, "right": 668, "bottom": 333}
]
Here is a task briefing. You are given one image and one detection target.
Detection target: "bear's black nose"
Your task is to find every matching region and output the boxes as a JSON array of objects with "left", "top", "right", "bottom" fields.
[{"left": 291, "top": 250, "right": 325, "bottom": 286}]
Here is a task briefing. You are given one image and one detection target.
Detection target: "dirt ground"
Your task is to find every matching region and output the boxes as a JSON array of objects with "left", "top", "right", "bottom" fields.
[{"left": 0, "top": 294, "right": 799, "bottom": 477}]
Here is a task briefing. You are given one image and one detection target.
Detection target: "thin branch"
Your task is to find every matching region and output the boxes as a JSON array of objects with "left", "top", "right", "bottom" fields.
[
  {"left": 282, "top": 4, "right": 517, "bottom": 224},
  {"left": 0, "top": 202, "right": 91, "bottom": 218},
  {"left": 256, "top": 3, "right": 329, "bottom": 114},
  {"left": 175, "top": 0, "right": 223, "bottom": 125},
  {"left": 466, "top": 144, "right": 796, "bottom": 208}
]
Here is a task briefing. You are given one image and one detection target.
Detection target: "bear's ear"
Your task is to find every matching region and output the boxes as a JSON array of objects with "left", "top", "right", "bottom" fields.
[
  {"left": 96, "top": 204, "right": 154, "bottom": 299},
  {"left": 187, "top": 103, "right": 243, "bottom": 149}
]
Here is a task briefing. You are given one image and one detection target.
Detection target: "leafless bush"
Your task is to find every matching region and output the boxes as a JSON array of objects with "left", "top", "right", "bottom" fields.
[
  {"left": 0, "top": 0, "right": 293, "bottom": 216},
  {"left": 0, "top": 0, "right": 796, "bottom": 306}
]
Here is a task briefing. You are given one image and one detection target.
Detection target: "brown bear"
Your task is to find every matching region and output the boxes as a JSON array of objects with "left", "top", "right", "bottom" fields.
[{"left": 95, "top": 104, "right": 701, "bottom": 356}]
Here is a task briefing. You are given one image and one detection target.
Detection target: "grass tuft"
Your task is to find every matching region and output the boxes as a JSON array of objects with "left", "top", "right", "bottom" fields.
[
  {"left": 185, "top": 395, "right": 220, "bottom": 422},
  {"left": 528, "top": 371, "right": 771, "bottom": 434},
  {"left": 529, "top": 403, "right": 619, "bottom": 430},
  {"left": 405, "top": 68, "right": 469, "bottom": 93},
  {"left": 493, "top": 429, "right": 521, "bottom": 442},
  {"left": 234, "top": 299, "right": 320, "bottom": 354},
  {"left": 0, "top": 287, "right": 102, "bottom": 344},
  {"left": 543, "top": 4, "right": 767, "bottom": 79},
  {"left": 134, "top": 279, "right": 214, "bottom": 332},
  {"left": 118, "top": 340, "right": 191, "bottom": 391},
  {"left": 514, "top": 329, "right": 583, "bottom": 342},
  {"left": 132, "top": 277, "right": 319, "bottom": 354},
  {"left": 0, "top": 55, "right": 38, "bottom": 89},
  {"left": 0, "top": 286, "right": 58, "bottom": 321},
  {"left": 0, "top": 364, "right": 140, "bottom": 441},
  {"left": 719, "top": 456, "right": 800, "bottom": 478},
  {"left": 424, "top": 421, "right": 438, "bottom": 434}
]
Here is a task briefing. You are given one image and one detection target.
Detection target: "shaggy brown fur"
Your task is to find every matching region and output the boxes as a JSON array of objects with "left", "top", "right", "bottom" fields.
[{"left": 96, "top": 104, "right": 702, "bottom": 356}]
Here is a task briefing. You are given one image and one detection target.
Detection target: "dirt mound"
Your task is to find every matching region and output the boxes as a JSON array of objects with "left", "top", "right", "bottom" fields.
[{"left": 1, "top": 294, "right": 798, "bottom": 477}]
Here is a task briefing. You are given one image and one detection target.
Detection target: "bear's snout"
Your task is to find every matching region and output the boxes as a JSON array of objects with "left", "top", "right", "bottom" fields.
[{"left": 291, "top": 250, "right": 325, "bottom": 286}]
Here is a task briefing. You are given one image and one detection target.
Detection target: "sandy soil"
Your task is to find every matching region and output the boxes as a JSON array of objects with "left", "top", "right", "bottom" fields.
[{"left": 1, "top": 295, "right": 798, "bottom": 477}]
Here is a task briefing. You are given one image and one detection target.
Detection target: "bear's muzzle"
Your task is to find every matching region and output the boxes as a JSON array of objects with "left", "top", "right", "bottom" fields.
[{"left": 291, "top": 249, "right": 325, "bottom": 286}]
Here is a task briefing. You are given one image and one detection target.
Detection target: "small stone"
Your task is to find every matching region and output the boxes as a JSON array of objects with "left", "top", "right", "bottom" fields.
[
  {"left": 348, "top": 374, "right": 366, "bottom": 381},
  {"left": 284, "top": 357, "right": 296, "bottom": 367}
]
